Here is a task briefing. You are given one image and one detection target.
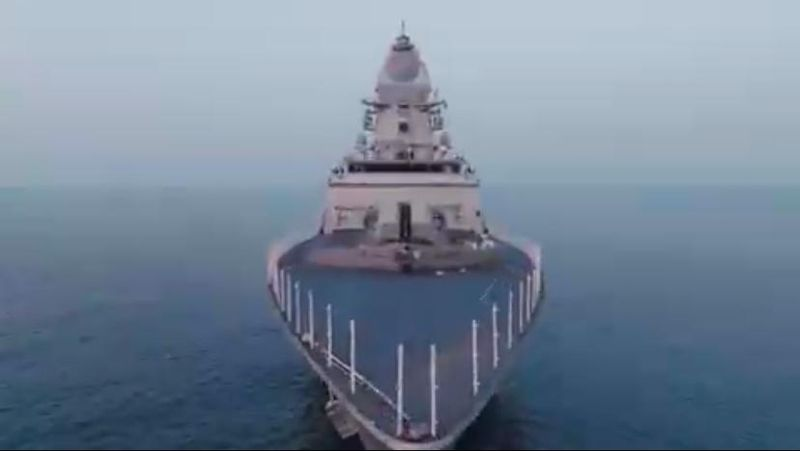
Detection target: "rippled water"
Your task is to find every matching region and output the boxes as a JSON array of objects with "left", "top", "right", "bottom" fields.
[{"left": 2, "top": 185, "right": 799, "bottom": 449}]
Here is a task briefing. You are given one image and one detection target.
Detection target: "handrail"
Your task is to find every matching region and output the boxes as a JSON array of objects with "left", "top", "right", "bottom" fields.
[
  {"left": 268, "top": 240, "right": 544, "bottom": 441},
  {"left": 325, "top": 349, "right": 412, "bottom": 422}
]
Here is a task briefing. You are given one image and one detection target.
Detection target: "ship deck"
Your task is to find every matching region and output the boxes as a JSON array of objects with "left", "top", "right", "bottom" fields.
[{"left": 268, "top": 232, "right": 543, "bottom": 447}]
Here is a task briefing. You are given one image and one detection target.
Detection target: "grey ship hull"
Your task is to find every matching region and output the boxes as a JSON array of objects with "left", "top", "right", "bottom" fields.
[{"left": 267, "top": 231, "right": 545, "bottom": 449}]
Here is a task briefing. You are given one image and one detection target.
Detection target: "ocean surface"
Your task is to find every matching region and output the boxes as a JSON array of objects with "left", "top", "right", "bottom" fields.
[{"left": 2, "top": 184, "right": 800, "bottom": 450}]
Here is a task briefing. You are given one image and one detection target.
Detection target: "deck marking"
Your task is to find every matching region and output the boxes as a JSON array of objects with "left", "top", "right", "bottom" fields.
[{"left": 478, "top": 278, "right": 498, "bottom": 304}]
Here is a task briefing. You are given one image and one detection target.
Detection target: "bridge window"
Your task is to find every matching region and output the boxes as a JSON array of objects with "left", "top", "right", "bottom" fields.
[{"left": 347, "top": 162, "right": 462, "bottom": 173}]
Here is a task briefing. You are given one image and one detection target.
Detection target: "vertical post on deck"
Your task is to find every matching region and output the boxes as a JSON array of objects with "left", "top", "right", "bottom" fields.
[
  {"left": 286, "top": 273, "right": 293, "bottom": 322},
  {"left": 492, "top": 303, "right": 499, "bottom": 369},
  {"left": 471, "top": 319, "right": 479, "bottom": 396},
  {"left": 527, "top": 273, "right": 533, "bottom": 322},
  {"left": 520, "top": 279, "right": 526, "bottom": 328},
  {"left": 430, "top": 343, "right": 438, "bottom": 438},
  {"left": 286, "top": 271, "right": 292, "bottom": 312},
  {"left": 326, "top": 304, "right": 332, "bottom": 367},
  {"left": 518, "top": 280, "right": 524, "bottom": 334},
  {"left": 349, "top": 319, "right": 356, "bottom": 394},
  {"left": 308, "top": 290, "right": 315, "bottom": 346},
  {"left": 294, "top": 282, "right": 301, "bottom": 335},
  {"left": 281, "top": 270, "right": 287, "bottom": 311},
  {"left": 507, "top": 291, "right": 513, "bottom": 350},
  {"left": 276, "top": 269, "right": 283, "bottom": 311},
  {"left": 396, "top": 343, "right": 404, "bottom": 437},
  {"left": 533, "top": 267, "right": 540, "bottom": 304}
]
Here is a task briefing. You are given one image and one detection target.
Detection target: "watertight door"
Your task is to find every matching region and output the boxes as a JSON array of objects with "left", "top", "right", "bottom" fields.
[{"left": 398, "top": 202, "right": 412, "bottom": 242}]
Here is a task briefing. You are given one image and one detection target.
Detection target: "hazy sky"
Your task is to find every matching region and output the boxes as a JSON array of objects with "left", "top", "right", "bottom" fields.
[{"left": 2, "top": 0, "right": 799, "bottom": 186}]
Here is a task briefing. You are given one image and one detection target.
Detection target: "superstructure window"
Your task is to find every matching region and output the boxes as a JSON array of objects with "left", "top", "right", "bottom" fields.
[
  {"left": 398, "top": 122, "right": 409, "bottom": 133},
  {"left": 347, "top": 162, "right": 462, "bottom": 173}
]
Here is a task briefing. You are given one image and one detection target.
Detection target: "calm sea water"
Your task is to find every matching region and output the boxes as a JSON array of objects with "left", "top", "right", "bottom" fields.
[{"left": 1, "top": 185, "right": 799, "bottom": 449}]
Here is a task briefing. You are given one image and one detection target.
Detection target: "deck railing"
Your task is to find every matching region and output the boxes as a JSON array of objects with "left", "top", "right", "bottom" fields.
[{"left": 265, "top": 243, "right": 543, "bottom": 441}]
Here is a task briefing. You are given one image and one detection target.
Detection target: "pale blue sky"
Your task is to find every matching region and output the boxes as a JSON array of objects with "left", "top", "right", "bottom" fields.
[{"left": 2, "top": 0, "right": 799, "bottom": 186}]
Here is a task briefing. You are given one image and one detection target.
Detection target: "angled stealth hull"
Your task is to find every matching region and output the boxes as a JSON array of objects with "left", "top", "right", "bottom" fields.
[{"left": 266, "top": 234, "right": 543, "bottom": 449}]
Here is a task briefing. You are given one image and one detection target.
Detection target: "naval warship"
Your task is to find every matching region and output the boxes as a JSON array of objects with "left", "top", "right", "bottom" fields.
[{"left": 266, "top": 28, "right": 545, "bottom": 450}]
